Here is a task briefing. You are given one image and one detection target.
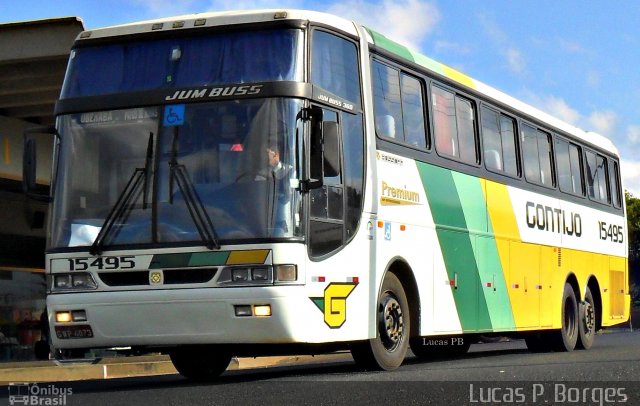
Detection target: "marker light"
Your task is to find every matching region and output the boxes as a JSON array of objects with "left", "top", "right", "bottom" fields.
[
  {"left": 253, "top": 305, "right": 272, "bottom": 317},
  {"left": 56, "top": 311, "right": 72, "bottom": 323},
  {"left": 72, "top": 310, "right": 87, "bottom": 322},
  {"left": 275, "top": 265, "right": 297, "bottom": 282}
]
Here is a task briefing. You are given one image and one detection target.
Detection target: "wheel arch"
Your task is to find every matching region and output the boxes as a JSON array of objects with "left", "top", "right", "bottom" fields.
[
  {"left": 586, "top": 275, "right": 603, "bottom": 331},
  {"left": 382, "top": 257, "right": 421, "bottom": 338}
]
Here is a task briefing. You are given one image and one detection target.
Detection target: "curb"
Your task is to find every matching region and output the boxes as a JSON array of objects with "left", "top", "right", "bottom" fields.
[{"left": 0, "top": 352, "right": 353, "bottom": 384}]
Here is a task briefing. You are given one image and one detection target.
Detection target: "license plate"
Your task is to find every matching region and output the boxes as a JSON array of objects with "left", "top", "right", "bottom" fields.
[{"left": 55, "top": 325, "right": 94, "bottom": 339}]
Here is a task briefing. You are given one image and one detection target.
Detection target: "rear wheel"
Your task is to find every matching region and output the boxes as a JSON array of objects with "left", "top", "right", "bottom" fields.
[
  {"left": 551, "top": 283, "right": 579, "bottom": 352},
  {"left": 576, "top": 286, "right": 596, "bottom": 350},
  {"left": 351, "top": 273, "right": 410, "bottom": 371},
  {"left": 170, "top": 346, "right": 232, "bottom": 381}
]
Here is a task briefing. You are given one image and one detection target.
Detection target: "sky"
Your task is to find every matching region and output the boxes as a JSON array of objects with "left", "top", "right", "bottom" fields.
[{"left": 2, "top": 1, "right": 639, "bottom": 196}]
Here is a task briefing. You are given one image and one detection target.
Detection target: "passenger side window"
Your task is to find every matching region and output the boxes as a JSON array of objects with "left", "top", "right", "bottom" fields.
[
  {"left": 481, "top": 106, "right": 519, "bottom": 177},
  {"left": 522, "top": 124, "right": 554, "bottom": 187},
  {"left": 585, "top": 150, "right": 610, "bottom": 204},
  {"left": 311, "top": 30, "right": 361, "bottom": 104},
  {"left": 610, "top": 160, "right": 622, "bottom": 208},
  {"left": 432, "top": 85, "right": 478, "bottom": 164},
  {"left": 371, "top": 60, "right": 427, "bottom": 148},
  {"left": 555, "top": 138, "right": 584, "bottom": 196}
]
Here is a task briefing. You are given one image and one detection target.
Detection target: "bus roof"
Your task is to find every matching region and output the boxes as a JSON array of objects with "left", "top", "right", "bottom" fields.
[{"left": 76, "top": 9, "right": 618, "bottom": 157}]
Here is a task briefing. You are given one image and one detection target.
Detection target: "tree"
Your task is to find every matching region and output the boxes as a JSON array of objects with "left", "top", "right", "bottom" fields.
[{"left": 626, "top": 191, "right": 640, "bottom": 286}]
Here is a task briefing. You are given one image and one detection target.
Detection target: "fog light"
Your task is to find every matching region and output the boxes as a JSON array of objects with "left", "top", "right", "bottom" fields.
[
  {"left": 234, "top": 305, "right": 252, "bottom": 317},
  {"left": 56, "top": 311, "right": 72, "bottom": 323},
  {"left": 253, "top": 305, "right": 272, "bottom": 317},
  {"left": 275, "top": 265, "right": 297, "bottom": 282},
  {"left": 72, "top": 310, "right": 87, "bottom": 322}
]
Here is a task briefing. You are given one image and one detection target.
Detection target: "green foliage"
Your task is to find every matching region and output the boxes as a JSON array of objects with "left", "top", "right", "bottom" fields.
[{"left": 627, "top": 191, "right": 640, "bottom": 285}]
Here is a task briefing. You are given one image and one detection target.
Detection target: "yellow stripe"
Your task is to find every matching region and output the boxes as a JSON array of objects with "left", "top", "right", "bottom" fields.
[
  {"left": 0, "top": 267, "right": 45, "bottom": 273},
  {"left": 226, "top": 250, "right": 270, "bottom": 265},
  {"left": 443, "top": 66, "right": 476, "bottom": 89}
]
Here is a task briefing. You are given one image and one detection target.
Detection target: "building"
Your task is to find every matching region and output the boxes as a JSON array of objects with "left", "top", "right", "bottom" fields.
[{"left": 0, "top": 17, "right": 84, "bottom": 361}]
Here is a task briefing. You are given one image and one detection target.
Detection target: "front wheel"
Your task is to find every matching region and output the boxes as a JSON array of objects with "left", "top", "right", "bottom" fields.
[
  {"left": 170, "top": 346, "right": 232, "bottom": 381},
  {"left": 351, "top": 272, "right": 410, "bottom": 371}
]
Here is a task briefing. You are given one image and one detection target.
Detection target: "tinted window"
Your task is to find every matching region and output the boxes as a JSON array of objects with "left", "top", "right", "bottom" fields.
[
  {"left": 312, "top": 31, "right": 361, "bottom": 104},
  {"left": 372, "top": 61, "right": 403, "bottom": 140},
  {"left": 610, "top": 160, "right": 622, "bottom": 208},
  {"left": 63, "top": 29, "right": 303, "bottom": 98},
  {"left": 401, "top": 74, "right": 427, "bottom": 148},
  {"left": 556, "top": 138, "right": 584, "bottom": 195},
  {"left": 433, "top": 85, "right": 477, "bottom": 164},
  {"left": 586, "top": 150, "right": 610, "bottom": 203},
  {"left": 481, "top": 106, "right": 518, "bottom": 176},
  {"left": 522, "top": 124, "right": 554, "bottom": 187}
]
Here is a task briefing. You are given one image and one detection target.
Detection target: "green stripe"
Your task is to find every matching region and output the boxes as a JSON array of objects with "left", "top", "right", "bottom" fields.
[
  {"left": 366, "top": 27, "right": 415, "bottom": 62},
  {"left": 417, "top": 163, "right": 490, "bottom": 331},
  {"left": 150, "top": 251, "right": 230, "bottom": 269}
]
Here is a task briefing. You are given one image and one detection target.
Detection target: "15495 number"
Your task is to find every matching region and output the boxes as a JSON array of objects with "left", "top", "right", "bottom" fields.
[
  {"left": 598, "top": 221, "right": 624, "bottom": 243},
  {"left": 68, "top": 256, "right": 136, "bottom": 271}
]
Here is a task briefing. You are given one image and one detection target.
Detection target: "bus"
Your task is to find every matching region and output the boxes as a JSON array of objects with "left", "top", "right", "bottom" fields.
[{"left": 25, "top": 9, "right": 629, "bottom": 379}]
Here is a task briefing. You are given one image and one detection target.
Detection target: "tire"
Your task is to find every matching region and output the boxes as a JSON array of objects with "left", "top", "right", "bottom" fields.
[
  {"left": 351, "top": 273, "right": 410, "bottom": 371},
  {"left": 170, "top": 346, "right": 232, "bottom": 381},
  {"left": 576, "top": 286, "right": 596, "bottom": 350},
  {"left": 551, "top": 283, "right": 579, "bottom": 352},
  {"left": 410, "top": 336, "right": 470, "bottom": 359}
]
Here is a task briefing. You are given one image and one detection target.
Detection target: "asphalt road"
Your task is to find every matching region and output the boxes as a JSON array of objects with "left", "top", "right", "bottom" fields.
[{"left": 3, "top": 330, "right": 640, "bottom": 405}]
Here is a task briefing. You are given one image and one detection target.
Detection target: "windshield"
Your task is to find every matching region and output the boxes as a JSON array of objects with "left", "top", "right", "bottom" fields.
[
  {"left": 61, "top": 29, "right": 303, "bottom": 98},
  {"left": 51, "top": 98, "right": 304, "bottom": 250}
]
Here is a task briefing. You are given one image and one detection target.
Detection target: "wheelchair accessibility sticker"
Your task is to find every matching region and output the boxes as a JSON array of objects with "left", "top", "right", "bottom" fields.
[{"left": 163, "top": 104, "right": 185, "bottom": 126}]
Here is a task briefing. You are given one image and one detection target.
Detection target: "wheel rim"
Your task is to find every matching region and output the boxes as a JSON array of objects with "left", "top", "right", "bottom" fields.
[
  {"left": 378, "top": 294, "right": 404, "bottom": 352},
  {"left": 583, "top": 302, "right": 595, "bottom": 334}
]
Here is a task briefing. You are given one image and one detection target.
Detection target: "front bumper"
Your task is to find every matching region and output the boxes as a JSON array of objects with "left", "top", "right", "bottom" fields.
[{"left": 48, "top": 286, "right": 316, "bottom": 349}]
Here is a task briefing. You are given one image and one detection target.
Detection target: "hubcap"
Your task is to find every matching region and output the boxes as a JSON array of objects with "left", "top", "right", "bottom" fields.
[
  {"left": 583, "top": 302, "right": 595, "bottom": 334},
  {"left": 379, "top": 295, "right": 404, "bottom": 351}
]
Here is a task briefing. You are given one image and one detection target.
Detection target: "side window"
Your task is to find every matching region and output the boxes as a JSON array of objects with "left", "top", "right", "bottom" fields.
[
  {"left": 371, "top": 60, "right": 427, "bottom": 148},
  {"left": 556, "top": 138, "right": 584, "bottom": 196},
  {"left": 586, "top": 150, "right": 610, "bottom": 204},
  {"left": 311, "top": 30, "right": 361, "bottom": 104},
  {"left": 522, "top": 124, "right": 554, "bottom": 187},
  {"left": 372, "top": 61, "right": 403, "bottom": 140},
  {"left": 610, "top": 160, "right": 622, "bottom": 208},
  {"left": 400, "top": 74, "right": 427, "bottom": 148},
  {"left": 432, "top": 85, "right": 478, "bottom": 164},
  {"left": 481, "top": 106, "right": 519, "bottom": 176}
]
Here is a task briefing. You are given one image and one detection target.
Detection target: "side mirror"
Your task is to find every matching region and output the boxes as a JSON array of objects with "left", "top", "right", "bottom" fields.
[{"left": 23, "top": 126, "right": 56, "bottom": 202}]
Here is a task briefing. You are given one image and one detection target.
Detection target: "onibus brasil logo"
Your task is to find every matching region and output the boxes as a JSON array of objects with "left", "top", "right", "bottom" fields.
[
  {"left": 310, "top": 282, "right": 358, "bottom": 328},
  {"left": 9, "top": 383, "right": 72, "bottom": 405}
]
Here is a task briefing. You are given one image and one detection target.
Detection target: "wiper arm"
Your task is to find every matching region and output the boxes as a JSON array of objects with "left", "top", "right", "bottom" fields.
[
  {"left": 168, "top": 127, "right": 220, "bottom": 250},
  {"left": 91, "top": 132, "right": 154, "bottom": 256}
]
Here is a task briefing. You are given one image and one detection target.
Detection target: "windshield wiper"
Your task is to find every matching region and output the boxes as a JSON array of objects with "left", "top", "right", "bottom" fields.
[
  {"left": 168, "top": 127, "right": 220, "bottom": 250},
  {"left": 91, "top": 132, "right": 154, "bottom": 256}
]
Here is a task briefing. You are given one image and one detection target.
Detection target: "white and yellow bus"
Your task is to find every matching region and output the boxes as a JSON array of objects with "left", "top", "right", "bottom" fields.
[{"left": 32, "top": 9, "right": 629, "bottom": 378}]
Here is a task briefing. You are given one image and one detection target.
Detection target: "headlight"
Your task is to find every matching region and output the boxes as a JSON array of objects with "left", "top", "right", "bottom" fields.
[{"left": 51, "top": 273, "right": 98, "bottom": 291}]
